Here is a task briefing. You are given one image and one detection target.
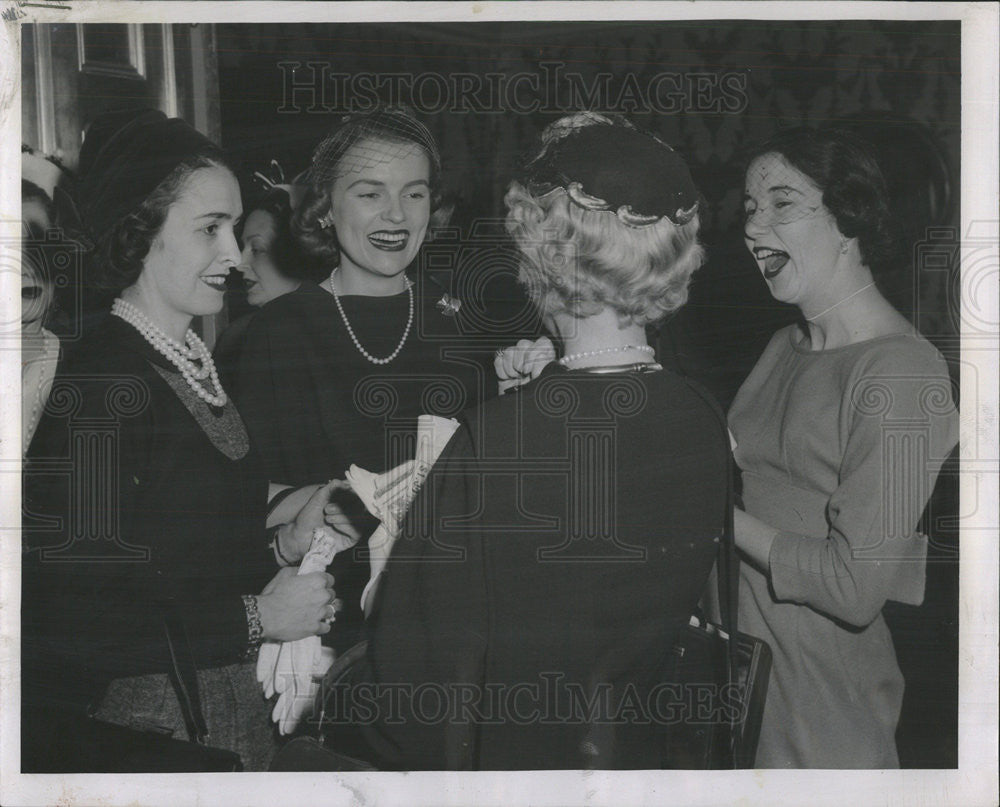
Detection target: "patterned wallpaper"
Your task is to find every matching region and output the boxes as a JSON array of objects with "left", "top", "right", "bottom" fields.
[{"left": 217, "top": 20, "right": 961, "bottom": 401}]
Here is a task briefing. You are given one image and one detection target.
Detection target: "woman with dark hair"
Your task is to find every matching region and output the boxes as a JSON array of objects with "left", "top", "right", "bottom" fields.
[
  {"left": 324, "top": 112, "right": 729, "bottom": 770},
  {"left": 213, "top": 184, "right": 321, "bottom": 389},
  {"left": 234, "top": 107, "right": 486, "bottom": 652},
  {"left": 238, "top": 185, "right": 317, "bottom": 306},
  {"left": 21, "top": 110, "right": 338, "bottom": 771},
  {"left": 731, "top": 127, "right": 958, "bottom": 767}
]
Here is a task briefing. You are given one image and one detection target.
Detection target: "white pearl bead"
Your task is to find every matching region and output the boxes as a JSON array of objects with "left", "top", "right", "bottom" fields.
[
  {"left": 557, "top": 344, "right": 655, "bottom": 367},
  {"left": 326, "top": 269, "right": 414, "bottom": 365},
  {"left": 111, "top": 298, "right": 228, "bottom": 408}
]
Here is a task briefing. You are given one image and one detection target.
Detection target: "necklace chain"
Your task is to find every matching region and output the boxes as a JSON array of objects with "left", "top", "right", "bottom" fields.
[
  {"left": 575, "top": 362, "right": 663, "bottom": 375},
  {"left": 111, "top": 298, "right": 227, "bottom": 408},
  {"left": 558, "top": 344, "right": 655, "bottom": 367},
  {"left": 805, "top": 282, "right": 876, "bottom": 322},
  {"left": 326, "top": 269, "right": 414, "bottom": 365}
]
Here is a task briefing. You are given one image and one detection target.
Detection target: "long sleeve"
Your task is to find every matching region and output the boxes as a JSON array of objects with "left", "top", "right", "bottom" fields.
[
  {"left": 766, "top": 346, "right": 958, "bottom": 627},
  {"left": 22, "top": 344, "right": 270, "bottom": 708}
]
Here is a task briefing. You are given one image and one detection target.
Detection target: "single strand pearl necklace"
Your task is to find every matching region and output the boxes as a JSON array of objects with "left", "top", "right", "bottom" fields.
[
  {"left": 325, "top": 268, "right": 414, "bottom": 365},
  {"left": 111, "top": 298, "right": 227, "bottom": 408},
  {"left": 558, "top": 344, "right": 655, "bottom": 367}
]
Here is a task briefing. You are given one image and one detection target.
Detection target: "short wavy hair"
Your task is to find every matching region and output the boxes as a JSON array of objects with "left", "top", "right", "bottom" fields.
[
  {"left": 92, "top": 150, "right": 235, "bottom": 292},
  {"left": 745, "top": 127, "right": 896, "bottom": 271},
  {"left": 504, "top": 180, "right": 704, "bottom": 327},
  {"left": 293, "top": 107, "right": 446, "bottom": 267}
]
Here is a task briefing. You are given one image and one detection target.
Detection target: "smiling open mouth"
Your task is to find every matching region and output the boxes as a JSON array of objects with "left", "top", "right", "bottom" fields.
[
  {"left": 753, "top": 247, "right": 790, "bottom": 279},
  {"left": 201, "top": 275, "right": 228, "bottom": 289},
  {"left": 368, "top": 231, "right": 409, "bottom": 251}
]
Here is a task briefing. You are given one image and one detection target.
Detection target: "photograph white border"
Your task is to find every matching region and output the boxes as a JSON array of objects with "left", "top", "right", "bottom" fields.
[{"left": 1, "top": 3, "right": 996, "bottom": 806}]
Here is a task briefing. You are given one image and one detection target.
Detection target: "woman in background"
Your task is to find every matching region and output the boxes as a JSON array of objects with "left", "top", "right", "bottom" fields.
[
  {"left": 214, "top": 184, "right": 320, "bottom": 390},
  {"left": 731, "top": 127, "right": 959, "bottom": 767},
  {"left": 20, "top": 181, "right": 61, "bottom": 453}
]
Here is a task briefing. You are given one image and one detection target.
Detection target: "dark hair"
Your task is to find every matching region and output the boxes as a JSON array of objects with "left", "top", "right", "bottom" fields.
[
  {"left": 293, "top": 107, "right": 445, "bottom": 267},
  {"left": 745, "top": 127, "right": 897, "bottom": 271},
  {"left": 241, "top": 187, "right": 324, "bottom": 282},
  {"left": 93, "top": 149, "right": 235, "bottom": 292}
]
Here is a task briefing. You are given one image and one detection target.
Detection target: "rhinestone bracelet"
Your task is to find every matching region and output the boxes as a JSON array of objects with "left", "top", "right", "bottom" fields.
[{"left": 242, "top": 594, "right": 264, "bottom": 659}]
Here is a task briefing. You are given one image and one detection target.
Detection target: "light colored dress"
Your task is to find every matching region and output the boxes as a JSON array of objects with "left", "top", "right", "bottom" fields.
[{"left": 728, "top": 326, "right": 958, "bottom": 768}]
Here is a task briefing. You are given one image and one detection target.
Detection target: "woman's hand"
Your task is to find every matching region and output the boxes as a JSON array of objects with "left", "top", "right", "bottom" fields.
[
  {"left": 495, "top": 336, "right": 556, "bottom": 394},
  {"left": 257, "top": 567, "right": 340, "bottom": 640},
  {"left": 280, "top": 479, "right": 360, "bottom": 563}
]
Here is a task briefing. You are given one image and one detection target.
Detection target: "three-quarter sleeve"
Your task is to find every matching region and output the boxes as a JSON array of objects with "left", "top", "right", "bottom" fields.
[{"left": 768, "top": 349, "right": 958, "bottom": 627}]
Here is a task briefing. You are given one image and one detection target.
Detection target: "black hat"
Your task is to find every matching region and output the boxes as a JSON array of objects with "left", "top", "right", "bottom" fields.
[{"left": 78, "top": 109, "right": 222, "bottom": 245}]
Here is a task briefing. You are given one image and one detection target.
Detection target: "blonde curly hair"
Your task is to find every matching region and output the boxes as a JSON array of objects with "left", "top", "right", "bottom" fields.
[{"left": 504, "top": 179, "right": 704, "bottom": 326}]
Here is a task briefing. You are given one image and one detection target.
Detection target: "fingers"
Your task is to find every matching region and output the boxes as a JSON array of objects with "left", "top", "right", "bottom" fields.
[
  {"left": 526, "top": 336, "right": 556, "bottom": 378},
  {"left": 495, "top": 338, "right": 556, "bottom": 382},
  {"left": 321, "top": 599, "right": 344, "bottom": 622}
]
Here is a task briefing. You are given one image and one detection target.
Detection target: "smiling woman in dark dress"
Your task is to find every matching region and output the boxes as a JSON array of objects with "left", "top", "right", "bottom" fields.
[
  {"left": 234, "top": 108, "right": 486, "bottom": 651},
  {"left": 21, "top": 111, "right": 337, "bottom": 772}
]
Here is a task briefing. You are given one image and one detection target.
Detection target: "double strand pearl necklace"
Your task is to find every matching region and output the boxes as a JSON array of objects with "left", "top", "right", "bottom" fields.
[
  {"left": 111, "top": 298, "right": 227, "bottom": 408},
  {"left": 326, "top": 269, "right": 414, "bottom": 365},
  {"left": 558, "top": 344, "right": 655, "bottom": 367},
  {"left": 805, "top": 282, "right": 876, "bottom": 322}
]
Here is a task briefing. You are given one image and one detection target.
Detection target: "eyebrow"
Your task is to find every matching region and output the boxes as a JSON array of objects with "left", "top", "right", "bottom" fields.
[
  {"left": 345, "top": 178, "right": 430, "bottom": 190},
  {"left": 743, "top": 184, "right": 803, "bottom": 200},
  {"left": 194, "top": 211, "right": 242, "bottom": 223}
]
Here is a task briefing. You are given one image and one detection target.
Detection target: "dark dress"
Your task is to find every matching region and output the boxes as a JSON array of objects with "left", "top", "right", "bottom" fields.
[
  {"left": 233, "top": 275, "right": 492, "bottom": 650},
  {"left": 213, "top": 310, "right": 256, "bottom": 395},
  {"left": 21, "top": 316, "right": 275, "bottom": 763},
  {"left": 351, "top": 363, "right": 730, "bottom": 769}
]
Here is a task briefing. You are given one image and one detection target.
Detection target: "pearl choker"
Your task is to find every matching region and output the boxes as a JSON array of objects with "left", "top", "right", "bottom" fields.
[
  {"left": 325, "top": 269, "right": 414, "bottom": 365},
  {"left": 111, "top": 298, "right": 228, "bottom": 408},
  {"left": 557, "top": 344, "right": 655, "bottom": 367}
]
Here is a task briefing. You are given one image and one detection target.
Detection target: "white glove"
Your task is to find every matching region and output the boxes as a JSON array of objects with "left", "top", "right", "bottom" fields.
[{"left": 257, "top": 527, "right": 351, "bottom": 734}]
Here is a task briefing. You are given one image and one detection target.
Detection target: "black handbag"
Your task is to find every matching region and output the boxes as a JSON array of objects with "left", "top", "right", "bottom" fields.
[
  {"left": 22, "top": 604, "right": 243, "bottom": 773},
  {"left": 660, "top": 447, "right": 772, "bottom": 769}
]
